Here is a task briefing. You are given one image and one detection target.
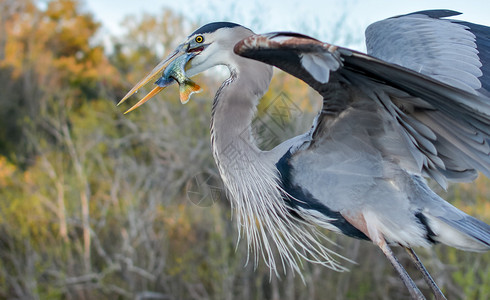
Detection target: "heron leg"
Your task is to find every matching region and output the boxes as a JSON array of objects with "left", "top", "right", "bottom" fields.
[
  {"left": 404, "top": 247, "right": 447, "bottom": 300},
  {"left": 378, "top": 240, "right": 425, "bottom": 300},
  {"left": 340, "top": 212, "right": 425, "bottom": 299}
]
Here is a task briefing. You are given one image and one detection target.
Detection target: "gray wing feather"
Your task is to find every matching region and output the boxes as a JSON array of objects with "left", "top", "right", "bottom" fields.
[
  {"left": 342, "top": 51, "right": 490, "bottom": 184},
  {"left": 439, "top": 214, "right": 490, "bottom": 248},
  {"left": 413, "top": 176, "right": 490, "bottom": 250},
  {"left": 455, "top": 21, "right": 490, "bottom": 92},
  {"left": 366, "top": 10, "right": 488, "bottom": 94}
]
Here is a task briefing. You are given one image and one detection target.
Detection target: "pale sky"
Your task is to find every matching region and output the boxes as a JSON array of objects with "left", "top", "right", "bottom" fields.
[{"left": 84, "top": 0, "right": 490, "bottom": 51}]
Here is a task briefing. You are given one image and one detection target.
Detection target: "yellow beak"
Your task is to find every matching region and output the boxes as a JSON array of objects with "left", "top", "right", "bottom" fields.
[{"left": 117, "top": 48, "right": 184, "bottom": 114}]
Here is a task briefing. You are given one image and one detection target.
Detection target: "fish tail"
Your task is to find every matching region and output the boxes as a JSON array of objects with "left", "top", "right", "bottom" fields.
[{"left": 179, "top": 80, "right": 202, "bottom": 104}]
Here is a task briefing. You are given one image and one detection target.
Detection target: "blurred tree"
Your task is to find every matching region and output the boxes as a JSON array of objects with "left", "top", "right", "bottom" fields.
[{"left": 0, "top": 0, "right": 117, "bottom": 165}]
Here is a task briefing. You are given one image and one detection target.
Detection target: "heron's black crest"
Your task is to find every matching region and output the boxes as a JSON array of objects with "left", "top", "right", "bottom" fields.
[{"left": 191, "top": 22, "right": 242, "bottom": 36}]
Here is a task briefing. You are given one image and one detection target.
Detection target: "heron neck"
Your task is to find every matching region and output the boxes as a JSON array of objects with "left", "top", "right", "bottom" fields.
[{"left": 210, "top": 59, "right": 273, "bottom": 172}]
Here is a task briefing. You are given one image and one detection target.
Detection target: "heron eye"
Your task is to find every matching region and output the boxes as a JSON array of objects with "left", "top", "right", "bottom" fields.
[{"left": 195, "top": 35, "right": 204, "bottom": 43}]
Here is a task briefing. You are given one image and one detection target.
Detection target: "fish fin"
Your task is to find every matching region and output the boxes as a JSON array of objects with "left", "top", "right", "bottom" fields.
[{"left": 179, "top": 80, "right": 202, "bottom": 104}]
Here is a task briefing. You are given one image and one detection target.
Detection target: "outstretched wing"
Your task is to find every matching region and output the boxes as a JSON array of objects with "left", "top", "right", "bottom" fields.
[{"left": 234, "top": 12, "right": 490, "bottom": 188}]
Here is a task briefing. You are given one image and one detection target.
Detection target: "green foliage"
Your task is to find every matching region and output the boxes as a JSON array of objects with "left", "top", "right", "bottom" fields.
[{"left": 0, "top": 1, "right": 488, "bottom": 299}]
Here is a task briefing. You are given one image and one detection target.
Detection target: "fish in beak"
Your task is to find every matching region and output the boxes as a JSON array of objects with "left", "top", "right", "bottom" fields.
[
  {"left": 118, "top": 49, "right": 202, "bottom": 114},
  {"left": 155, "top": 53, "right": 202, "bottom": 105}
]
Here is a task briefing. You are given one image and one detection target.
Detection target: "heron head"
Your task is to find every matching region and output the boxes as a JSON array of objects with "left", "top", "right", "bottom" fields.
[{"left": 118, "top": 22, "right": 253, "bottom": 113}]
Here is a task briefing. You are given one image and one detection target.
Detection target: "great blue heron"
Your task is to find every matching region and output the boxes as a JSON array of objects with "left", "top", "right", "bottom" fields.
[{"left": 118, "top": 10, "right": 490, "bottom": 299}]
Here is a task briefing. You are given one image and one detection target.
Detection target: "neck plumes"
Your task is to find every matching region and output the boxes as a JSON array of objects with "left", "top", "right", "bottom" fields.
[{"left": 209, "top": 55, "right": 346, "bottom": 275}]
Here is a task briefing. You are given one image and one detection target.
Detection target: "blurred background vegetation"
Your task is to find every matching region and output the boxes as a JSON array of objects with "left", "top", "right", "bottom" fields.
[{"left": 0, "top": 0, "right": 488, "bottom": 299}]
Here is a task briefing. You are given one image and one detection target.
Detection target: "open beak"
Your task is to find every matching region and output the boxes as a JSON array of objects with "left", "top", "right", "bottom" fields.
[{"left": 117, "top": 47, "right": 184, "bottom": 114}]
